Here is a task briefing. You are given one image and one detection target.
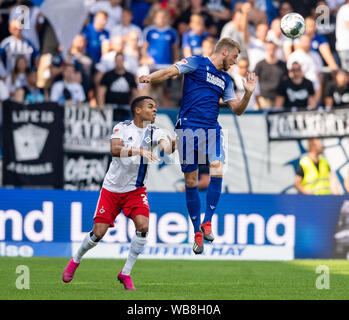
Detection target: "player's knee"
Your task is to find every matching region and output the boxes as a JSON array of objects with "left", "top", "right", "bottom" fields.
[
  {"left": 185, "top": 173, "right": 198, "bottom": 187},
  {"left": 136, "top": 222, "right": 148, "bottom": 234},
  {"left": 133, "top": 214, "right": 149, "bottom": 234},
  {"left": 91, "top": 230, "right": 104, "bottom": 240},
  {"left": 92, "top": 224, "right": 108, "bottom": 240},
  {"left": 210, "top": 161, "right": 223, "bottom": 177}
]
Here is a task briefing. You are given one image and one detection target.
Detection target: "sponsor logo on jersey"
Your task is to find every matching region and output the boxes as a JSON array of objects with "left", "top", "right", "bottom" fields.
[{"left": 206, "top": 72, "right": 225, "bottom": 90}]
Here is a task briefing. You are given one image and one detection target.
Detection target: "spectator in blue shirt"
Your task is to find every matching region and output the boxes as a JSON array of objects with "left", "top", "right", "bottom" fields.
[
  {"left": 82, "top": 11, "right": 110, "bottom": 63},
  {"left": 142, "top": 8, "right": 180, "bottom": 70},
  {"left": 182, "top": 14, "right": 209, "bottom": 58},
  {"left": 294, "top": 16, "right": 338, "bottom": 71}
]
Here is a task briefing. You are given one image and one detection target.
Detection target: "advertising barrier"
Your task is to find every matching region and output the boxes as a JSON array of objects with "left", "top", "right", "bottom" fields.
[{"left": 0, "top": 189, "right": 346, "bottom": 260}]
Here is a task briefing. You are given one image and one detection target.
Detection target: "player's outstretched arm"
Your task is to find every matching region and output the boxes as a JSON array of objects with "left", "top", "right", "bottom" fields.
[
  {"left": 139, "top": 65, "right": 179, "bottom": 85},
  {"left": 227, "top": 72, "right": 257, "bottom": 116}
]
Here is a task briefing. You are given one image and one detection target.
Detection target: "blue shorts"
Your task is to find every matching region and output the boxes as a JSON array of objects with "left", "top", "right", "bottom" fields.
[{"left": 175, "top": 124, "right": 225, "bottom": 173}]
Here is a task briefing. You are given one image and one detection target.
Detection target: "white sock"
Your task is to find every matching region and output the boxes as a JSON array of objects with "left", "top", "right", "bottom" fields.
[
  {"left": 122, "top": 231, "right": 147, "bottom": 276},
  {"left": 73, "top": 232, "right": 99, "bottom": 263}
]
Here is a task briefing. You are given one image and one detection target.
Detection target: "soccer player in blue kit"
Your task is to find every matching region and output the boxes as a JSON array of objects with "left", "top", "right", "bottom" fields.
[{"left": 139, "top": 38, "right": 257, "bottom": 254}]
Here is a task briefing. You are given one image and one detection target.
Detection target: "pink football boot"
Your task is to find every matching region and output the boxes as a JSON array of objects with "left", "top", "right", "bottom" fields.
[
  {"left": 118, "top": 270, "right": 136, "bottom": 290},
  {"left": 62, "top": 258, "right": 80, "bottom": 283}
]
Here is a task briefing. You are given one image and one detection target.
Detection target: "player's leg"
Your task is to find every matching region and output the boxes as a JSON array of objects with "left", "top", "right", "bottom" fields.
[
  {"left": 201, "top": 128, "right": 225, "bottom": 241},
  {"left": 176, "top": 126, "right": 203, "bottom": 254},
  {"left": 184, "top": 170, "right": 201, "bottom": 233},
  {"left": 184, "top": 170, "right": 204, "bottom": 254},
  {"left": 63, "top": 188, "right": 119, "bottom": 283},
  {"left": 118, "top": 188, "right": 150, "bottom": 290},
  {"left": 73, "top": 223, "right": 109, "bottom": 263},
  {"left": 121, "top": 214, "right": 148, "bottom": 277},
  {"left": 118, "top": 213, "right": 148, "bottom": 290},
  {"left": 201, "top": 160, "right": 223, "bottom": 242},
  {"left": 62, "top": 223, "right": 109, "bottom": 283}
]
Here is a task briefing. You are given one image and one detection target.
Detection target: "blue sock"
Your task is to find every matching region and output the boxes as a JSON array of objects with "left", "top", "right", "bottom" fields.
[
  {"left": 185, "top": 186, "right": 201, "bottom": 233},
  {"left": 203, "top": 177, "right": 222, "bottom": 224}
]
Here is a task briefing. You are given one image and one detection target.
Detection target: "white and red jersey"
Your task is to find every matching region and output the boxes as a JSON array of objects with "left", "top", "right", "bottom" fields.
[{"left": 102, "top": 120, "right": 167, "bottom": 193}]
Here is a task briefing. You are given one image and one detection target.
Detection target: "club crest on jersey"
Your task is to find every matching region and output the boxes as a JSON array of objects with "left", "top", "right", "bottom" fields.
[
  {"left": 206, "top": 72, "right": 225, "bottom": 90},
  {"left": 99, "top": 208, "right": 105, "bottom": 214},
  {"left": 145, "top": 136, "right": 151, "bottom": 144},
  {"left": 178, "top": 58, "right": 188, "bottom": 65}
]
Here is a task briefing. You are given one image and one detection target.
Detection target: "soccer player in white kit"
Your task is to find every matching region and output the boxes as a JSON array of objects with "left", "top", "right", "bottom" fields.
[{"left": 62, "top": 96, "right": 176, "bottom": 290}]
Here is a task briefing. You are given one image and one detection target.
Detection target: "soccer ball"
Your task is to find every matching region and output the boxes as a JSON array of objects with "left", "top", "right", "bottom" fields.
[{"left": 280, "top": 13, "right": 306, "bottom": 39}]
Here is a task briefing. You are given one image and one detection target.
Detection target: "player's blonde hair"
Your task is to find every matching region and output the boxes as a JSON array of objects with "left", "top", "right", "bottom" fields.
[{"left": 214, "top": 37, "right": 241, "bottom": 54}]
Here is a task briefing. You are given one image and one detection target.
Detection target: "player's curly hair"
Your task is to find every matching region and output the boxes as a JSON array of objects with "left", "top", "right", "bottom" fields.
[{"left": 214, "top": 37, "right": 241, "bottom": 54}]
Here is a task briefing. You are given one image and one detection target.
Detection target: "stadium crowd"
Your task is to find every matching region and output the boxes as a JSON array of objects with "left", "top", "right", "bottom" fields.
[{"left": 0, "top": 0, "right": 348, "bottom": 121}]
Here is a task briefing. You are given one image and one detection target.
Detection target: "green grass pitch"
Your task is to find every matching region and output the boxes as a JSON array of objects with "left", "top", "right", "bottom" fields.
[{"left": 0, "top": 257, "right": 348, "bottom": 300}]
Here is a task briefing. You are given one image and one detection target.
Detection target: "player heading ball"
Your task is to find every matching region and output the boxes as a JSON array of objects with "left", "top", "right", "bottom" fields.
[{"left": 139, "top": 38, "right": 257, "bottom": 254}]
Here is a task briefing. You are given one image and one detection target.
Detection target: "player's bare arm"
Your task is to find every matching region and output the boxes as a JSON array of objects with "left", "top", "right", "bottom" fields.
[
  {"left": 139, "top": 65, "right": 179, "bottom": 85},
  {"left": 227, "top": 72, "right": 257, "bottom": 116},
  {"left": 158, "top": 135, "right": 177, "bottom": 155},
  {"left": 111, "top": 138, "right": 160, "bottom": 162}
]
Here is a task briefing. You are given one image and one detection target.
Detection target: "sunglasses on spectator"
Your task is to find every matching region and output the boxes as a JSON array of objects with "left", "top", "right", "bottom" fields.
[{"left": 290, "top": 68, "right": 301, "bottom": 72}]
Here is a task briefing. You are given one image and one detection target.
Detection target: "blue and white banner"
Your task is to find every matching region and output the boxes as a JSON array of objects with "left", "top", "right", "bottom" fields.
[
  {"left": 267, "top": 108, "right": 349, "bottom": 140},
  {"left": 0, "top": 189, "right": 345, "bottom": 260},
  {"left": 150, "top": 110, "right": 349, "bottom": 195}
]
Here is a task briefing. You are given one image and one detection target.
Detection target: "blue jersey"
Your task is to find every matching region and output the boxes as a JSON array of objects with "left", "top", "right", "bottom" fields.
[
  {"left": 144, "top": 25, "right": 178, "bottom": 65},
  {"left": 175, "top": 56, "right": 236, "bottom": 128},
  {"left": 182, "top": 30, "right": 209, "bottom": 56},
  {"left": 0, "top": 36, "right": 39, "bottom": 74},
  {"left": 82, "top": 23, "right": 109, "bottom": 63},
  {"left": 310, "top": 33, "right": 328, "bottom": 54},
  {"left": 294, "top": 33, "right": 328, "bottom": 55}
]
